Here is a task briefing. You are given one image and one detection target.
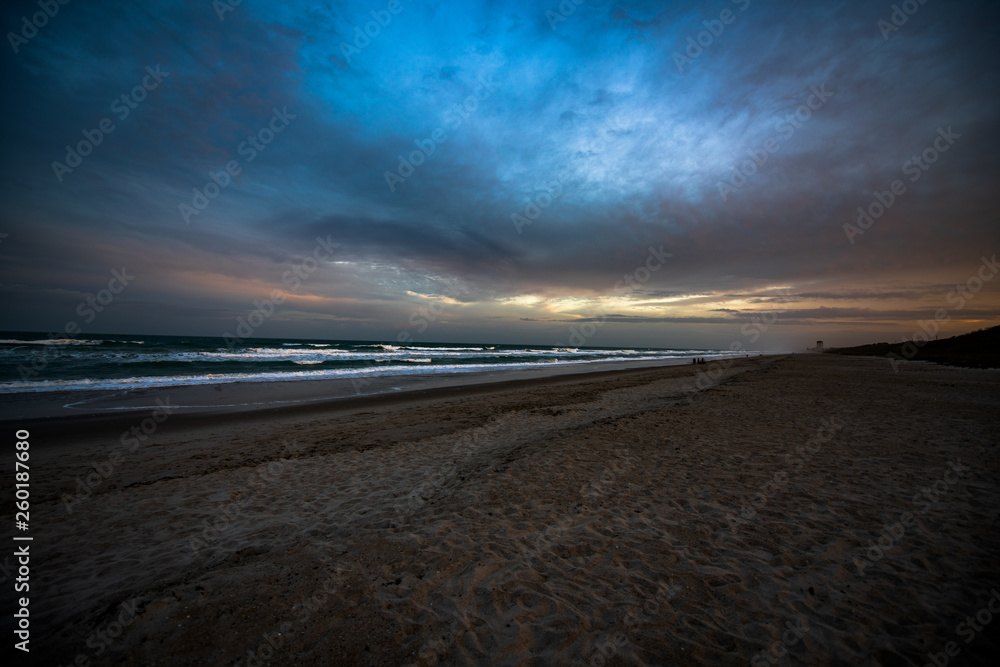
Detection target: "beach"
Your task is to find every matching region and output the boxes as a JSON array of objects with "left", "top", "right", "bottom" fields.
[{"left": 9, "top": 353, "right": 1000, "bottom": 666}]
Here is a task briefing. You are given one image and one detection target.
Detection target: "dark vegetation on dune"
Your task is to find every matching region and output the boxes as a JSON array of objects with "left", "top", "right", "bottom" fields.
[{"left": 825, "top": 325, "right": 1000, "bottom": 369}]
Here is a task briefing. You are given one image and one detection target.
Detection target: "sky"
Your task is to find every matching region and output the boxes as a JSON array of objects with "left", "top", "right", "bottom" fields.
[{"left": 1, "top": 0, "right": 998, "bottom": 351}]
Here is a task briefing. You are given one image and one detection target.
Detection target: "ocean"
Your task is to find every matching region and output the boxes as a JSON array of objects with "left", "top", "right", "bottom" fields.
[{"left": 0, "top": 332, "right": 747, "bottom": 393}]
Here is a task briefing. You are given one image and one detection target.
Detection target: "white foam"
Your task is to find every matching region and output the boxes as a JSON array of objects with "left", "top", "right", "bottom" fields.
[{"left": 0, "top": 354, "right": 748, "bottom": 394}]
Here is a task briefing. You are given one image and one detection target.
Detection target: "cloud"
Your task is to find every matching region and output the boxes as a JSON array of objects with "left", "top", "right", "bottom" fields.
[{"left": 0, "top": 0, "right": 998, "bottom": 348}]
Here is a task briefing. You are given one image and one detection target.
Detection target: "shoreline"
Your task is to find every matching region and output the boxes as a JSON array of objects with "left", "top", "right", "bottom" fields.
[
  {"left": 20, "top": 354, "right": 1000, "bottom": 665},
  {"left": 0, "top": 355, "right": 765, "bottom": 429}
]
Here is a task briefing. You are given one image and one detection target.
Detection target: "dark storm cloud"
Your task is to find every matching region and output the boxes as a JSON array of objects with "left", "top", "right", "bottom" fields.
[{"left": 1, "top": 0, "right": 997, "bottom": 346}]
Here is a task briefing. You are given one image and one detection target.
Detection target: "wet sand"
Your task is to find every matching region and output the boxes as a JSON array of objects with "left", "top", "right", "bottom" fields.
[
  {"left": 0, "top": 357, "right": 715, "bottom": 423},
  {"left": 10, "top": 354, "right": 1000, "bottom": 666}
]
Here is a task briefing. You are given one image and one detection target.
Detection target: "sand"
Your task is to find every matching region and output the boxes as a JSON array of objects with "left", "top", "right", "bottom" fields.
[{"left": 8, "top": 354, "right": 1000, "bottom": 666}]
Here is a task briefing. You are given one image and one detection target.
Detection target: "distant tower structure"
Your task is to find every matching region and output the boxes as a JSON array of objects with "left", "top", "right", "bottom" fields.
[{"left": 816, "top": 341, "right": 824, "bottom": 350}]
